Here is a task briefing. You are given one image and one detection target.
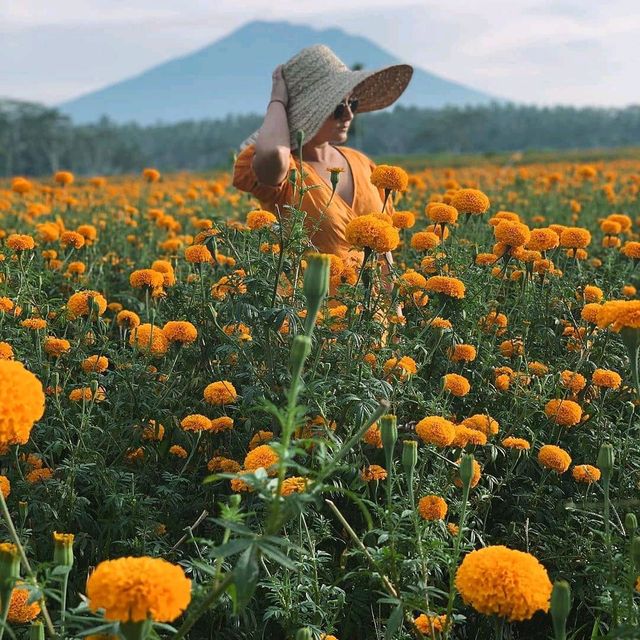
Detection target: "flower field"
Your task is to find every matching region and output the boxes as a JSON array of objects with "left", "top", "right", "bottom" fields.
[{"left": 1, "top": 157, "right": 640, "bottom": 640}]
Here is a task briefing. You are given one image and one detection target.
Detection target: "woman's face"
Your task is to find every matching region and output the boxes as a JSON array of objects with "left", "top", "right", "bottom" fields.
[{"left": 309, "top": 92, "right": 355, "bottom": 146}]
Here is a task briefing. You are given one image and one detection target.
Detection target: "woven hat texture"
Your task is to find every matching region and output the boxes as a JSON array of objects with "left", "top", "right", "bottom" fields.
[{"left": 240, "top": 44, "right": 413, "bottom": 151}]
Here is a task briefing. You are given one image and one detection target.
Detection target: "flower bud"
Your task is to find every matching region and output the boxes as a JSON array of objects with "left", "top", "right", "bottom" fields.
[
  {"left": 631, "top": 536, "right": 640, "bottom": 570},
  {"left": 625, "top": 513, "right": 638, "bottom": 535},
  {"left": 596, "top": 443, "right": 615, "bottom": 480},
  {"left": 52, "top": 532, "right": 74, "bottom": 570},
  {"left": 289, "top": 335, "right": 312, "bottom": 384},
  {"left": 402, "top": 440, "right": 418, "bottom": 488},
  {"left": 302, "top": 254, "right": 331, "bottom": 335},
  {"left": 459, "top": 454, "right": 475, "bottom": 490},
  {"left": 0, "top": 542, "right": 20, "bottom": 609},
  {"left": 380, "top": 415, "right": 398, "bottom": 469},
  {"left": 29, "top": 621, "right": 45, "bottom": 640},
  {"left": 296, "top": 130, "right": 305, "bottom": 150},
  {"left": 550, "top": 580, "right": 571, "bottom": 640},
  {"left": 295, "top": 628, "right": 313, "bottom": 640},
  {"left": 229, "top": 494, "right": 242, "bottom": 509}
]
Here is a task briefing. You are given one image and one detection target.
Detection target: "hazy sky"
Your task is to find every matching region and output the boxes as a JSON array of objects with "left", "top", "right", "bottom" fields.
[{"left": 2, "top": 0, "right": 639, "bottom": 107}]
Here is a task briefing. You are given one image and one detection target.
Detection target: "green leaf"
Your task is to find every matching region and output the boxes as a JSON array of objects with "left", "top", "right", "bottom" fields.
[
  {"left": 209, "top": 538, "right": 252, "bottom": 558},
  {"left": 230, "top": 545, "right": 260, "bottom": 613},
  {"left": 385, "top": 603, "right": 404, "bottom": 640}
]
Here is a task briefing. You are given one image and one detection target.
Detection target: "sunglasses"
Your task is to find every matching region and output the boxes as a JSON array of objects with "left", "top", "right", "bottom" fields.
[{"left": 333, "top": 98, "right": 359, "bottom": 120}]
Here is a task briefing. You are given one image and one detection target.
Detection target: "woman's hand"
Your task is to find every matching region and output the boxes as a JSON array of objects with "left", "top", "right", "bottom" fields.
[{"left": 270, "top": 64, "right": 289, "bottom": 105}]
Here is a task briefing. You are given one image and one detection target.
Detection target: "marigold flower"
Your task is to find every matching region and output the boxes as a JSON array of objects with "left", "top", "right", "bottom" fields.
[
  {"left": 86, "top": 556, "right": 191, "bottom": 622},
  {"left": 0, "top": 475, "right": 10, "bottom": 498},
  {"left": 179, "top": 414, "right": 211, "bottom": 432},
  {"left": 383, "top": 356, "right": 418, "bottom": 381},
  {"left": 425, "top": 276, "right": 465, "bottom": 299},
  {"left": 7, "top": 585, "right": 41, "bottom": 623},
  {"left": 448, "top": 344, "right": 476, "bottom": 362},
  {"left": 246, "top": 209, "right": 277, "bottom": 230},
  {"left": 7, "top": 234, "right": 36, "bottom": 251},
  {"left": 360, "top": 464, "right": 388, "bottom": 481},
  {"left": 545, "top": 399, "right": 582, "bottom": 427},
  {"left": 345, "top": 214, "right": 400, "bottom": 253},
  {"left": 244, "top": 444, "right": 279, "bottom": 475},
  {"left": 410, "top": 231, "right": 440, "bottom": 251},
  {"left": 60, "top": 231, "right": 85, "bottom": 249},
  {"left": 596, "top": 300, "right": 640, "bottom": 332},
  {"left": 528, "top": 361, "right": 548, "bottom": 376},
  {"left": 414, "top": 614, "right": 448, "bottom": 636},
  {"left": 0, "top": 342, "right": 14, "bottom": 360},
  {"left": 142, "top": 168, "right": 161, "bottom": 182},
  {"left": 207, "top": 456, "right": 241, "bottom": 473},
  {"left": 162, "top": 321, "right": 198, "bottom": 345},
  {"left": 418, "top": 495, "right": 448, "bottom": 521},
  {"left": 169, "top": 445, "right": 187, "bottom": 459},
  {"left": 416, "top": 416, "right": 455, "bottom": 447},
  {"left": 621, "top": 241, "right": 640, "bottom": 259},
  {"left": 592, "top": 368, "right": 622, "bottom": 389},
  {"left": 454, "top": 457, "right": 481, "bottom": 488},
  {"left": 560, "top": 370, "right": 586, "bottom": 394},
  {"left": 81, "top": 355, "right": 109, "bottom": 373},
  {"left": 462, "top": 414, "right": 499, "bottom": 436},
  {"left": 203, "top": 380, "right": 237, "bottom": 405},
  {"left": 54, "top": 170, "right": 74, "bottom": 185},
  {"left": 494, "top": 220, "right": 531, "bottom": 247},
  {"left": 362, "top": 423, "right": 383, "bottom": 448},
  {"left": 502, "top": 437, "right": 530, "bottom": 450},
  {"left": 281, "top": 476, "right": 308, "bottom": 496},
  {"left": 427, "top": 203, "right": 458, "bottom": 225},
  {"left": 129, "top": 269, "right": 164, "bottom": 290},
  {"left": 526, "top": 228, "right": 560, "bottom": 252},
  {"left": 370, "top": 165, "right": 409, "bottom": 192},
  {"left": 11, "top": 177, "right": 32, "bottom": 194},
  {"left": 26, "top": 467, "right": 53, "bottom": 483},
  {"left": 443, "top": 373, "right": 470, "bottom": 397},
  {"left": 455, "top": 546, "right": 551, "bottom": 622},
  {"left": 538, "top": 444, "right": 572, "bottom": 473},
  {"left": 129, "top": 324, "right": 169, "bottom": 357},
  {"left": 560, "top": 227, "right": 591, "bottom": 249},
  {"left": 572, "top": 464, "right": 601, "bottom": 483},
  {"left": 67, "top": 290, "right": 107, "bottom": 319},
  {"left": 450, "top": 188, "right": 490, "bottom": 215},
  {"left": 580, "top": 303, "right": 601, "bottom": 325},
  {"left": 453, "top": 425, "right": 487, "bottom": 447},
  {"left": 391, "top": 211, "right": 416, "bottom": 229}
]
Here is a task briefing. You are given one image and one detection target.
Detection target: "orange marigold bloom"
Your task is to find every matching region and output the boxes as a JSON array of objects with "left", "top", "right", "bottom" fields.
[
  {"left": 538, "top": 444, "right": 572, "bottom": 473},
  {"left": 141, "top": 420, "right": 164, "bottom": 441},
  {"left": 54, "top": 170, "right": 74, "bottom": 185},
  {"left": 81, "top": 355, "right": 109, "bottom": 373},
  {"left": 499, "top": 338, "right": 524, "bottom": 358},
  {"left": 0, "top": 342, "right": 14, "bottom": 360},
  {"left": 411, "top": 231, "right": 440, "bottom": 251},
  {"left": 622, "top": 284, "right": 637, "bottom": 297},
  {"left": 418, "top": 495, "right": 448, "bottom": 521},
  {"left": 7, "top": 234, "right": 35, "bottom": 251},
  {"left": 60, "top": 231, "right": 85, "bottom": 249},
  {"left": 116, "top": 310, "right": 141, "bottom": 329},
  {"left": 453, "top": 424, "right": 487, "bottom": 447},
  {"left": 210, "top": 417, "right": 234, "bottom": 433},
  {"left": 11, "top": 177, "right": 32, "bottom": 194},
  {"left": 129, "top": 324, "right": 169, "bottom": 357},
  {"left": 526, "top": 228, "right": 560, "bottom": 252},
  {"left": 244, "top": 444, "right": 279, "bottom": 475},
  {"left": 26, "top": 467, "right": 53, "bottom": 484},
  {"left": 502, "top": 437, "right": 530, "bottom": 450},
  {"left": 203, "top": 380, "right": 237, "bottom": 405},
  {"left": 383, "top": 356, "right": 418, "bottom": 380},
  {"left": 162, "top": 321, "right": 198, "bottom": 345},
  {"left": 180, "top": 414, "right": 212, "bottom": 432},
  {"left": 360, "top": 464, "right": 388, "bottom": 482},
  {"left": 249, "top": 431, "right": 274, "bottom": 450},
  {"left": 169, "top": 445, "right": 188, "bottom": 458},
  {"left": 545, "top": 399, "right": 582, "bottom": 427},
  {"left": 281, "top": 476, "right": 308, "bottom": 496},
  {"left": 207, "top": 456, "right": 241, "bottom": 473},
  {"left": 494, "top": 220, "right": 531, "bottom": 247},
  {"left": 44, "top": 337, "right": 71, "bottom": 358},
  {"left": 425, "top": 276, "right": 465, "bottom": 299},
  {"left": 416, "top": 416, "right": 455, "bottom": 447},
  {"left": 185, "top": 244, "right": 213, "bottom": 263},
  {"left": 7, "top": 585, "right": 41, "bottom": 623},
  {"left": 391, "top": 211, "right": 416, "bottom": 229},
  {"left": 370, "top": 165, "right": 409, "bottom": 192},
  {"left": 462, "top": 414, "right": 499, "bottom": 436},
  {"left": 246, "top": 209, "right": 277, "bottom": 230},
  {"left": 560, "top": 370, "right": 586, "bottom": 393},
  {"left": 427, "top": 203, "right": 458, "bottom": 225},
  {"left": 450, "top": 188, "right": 490, "bottom": 215},
  {"left": 86, "top": 556, "right": 191, "bottom": 622},
  {"left": 448, "top": 344, "right": 476, "bottom": 362},
  {"left": 345, "top": 214, "right": 400, "bottom": 253},
  {"left": 69, "top": 386, "right": 106, "bottom": 403},
  {"left": 572, "top": 464, "right": 601, "bottom": 483},
  {"left": 130, "top": 269, "right": 164, "bottom": 290},
  {"left": 528, "top": 361, "right": 549, "bottom": 376},
  {"left": 581, "top": 303, "right": 601, "bottom": 324},
  {"left": 582, "top": 285, "right": 603, "bottom": 303},
  {"left": 455, "top": 546, "right": 551, "bottom": 622},
  {"left": 621, "top": 241, "right": 640, "bottom": 259},
  {"left": 142, "top": 168, "right": 161, "bottom": 182},
  {"left": 560, "top": 227, "right": 591, "bottom": 249},
  {"left": 67, "top": 290, "right": 107, "bottom": 319},
  {"left": 596, "top": 300, "right": 640, "bottom": 332},
  {"left": 443, "top": 373, "right": 470, "bottom": 397},
  {"left": 454, "top": 458, "right": 482, "bottom": 488},
  {"left": 592, "top": 368, "right": 622, "bottom": 389},
  {"left": 362, "top": 423, "right": 383, "bottom": 448},
  {"left": 0, "top": 475, "right": 10, "bottom": 498}
]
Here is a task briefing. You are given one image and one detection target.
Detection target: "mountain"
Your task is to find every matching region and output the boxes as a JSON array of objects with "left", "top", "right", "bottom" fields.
[{"left": 59, "top": 20, "right": 496, "bottom": 125}]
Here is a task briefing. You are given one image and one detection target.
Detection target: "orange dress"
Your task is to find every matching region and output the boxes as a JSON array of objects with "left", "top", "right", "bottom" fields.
[{"left": 232, "top": 144, "right": 395, "bottom": 267}]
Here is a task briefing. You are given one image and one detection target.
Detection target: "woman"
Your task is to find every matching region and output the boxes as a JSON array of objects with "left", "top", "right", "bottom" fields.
[{"left": 232, "top": 45, "right": 413, "bottom": 272}]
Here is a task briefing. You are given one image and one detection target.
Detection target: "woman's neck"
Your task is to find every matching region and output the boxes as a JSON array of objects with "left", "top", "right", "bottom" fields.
[{"left": 301, "top": 142, "right": 336, "bottom": 163}]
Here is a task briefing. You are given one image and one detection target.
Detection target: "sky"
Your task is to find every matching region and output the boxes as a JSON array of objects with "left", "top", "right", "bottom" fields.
[{"left": 2, "top": 0, "right": 640, "bottom": 107}]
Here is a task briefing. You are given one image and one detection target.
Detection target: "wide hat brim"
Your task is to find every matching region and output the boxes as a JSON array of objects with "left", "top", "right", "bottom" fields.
[{"left": 240, "top": 63, "right": 413, "bottom": 152}]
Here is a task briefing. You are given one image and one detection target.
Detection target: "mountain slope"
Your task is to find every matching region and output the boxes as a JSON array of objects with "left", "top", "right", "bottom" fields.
[{"left": 59, "top": 20, "right": 496, "bottom": 125}]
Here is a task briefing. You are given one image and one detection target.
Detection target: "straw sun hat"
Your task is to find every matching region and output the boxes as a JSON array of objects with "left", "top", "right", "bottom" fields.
[{"left": 240, "top": 44, "right": 413, "bottom": 151}]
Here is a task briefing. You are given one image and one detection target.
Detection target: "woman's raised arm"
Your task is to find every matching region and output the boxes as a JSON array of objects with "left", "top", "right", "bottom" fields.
[{"left": 253, "top": 65, "right": 291, "bottom": 186}]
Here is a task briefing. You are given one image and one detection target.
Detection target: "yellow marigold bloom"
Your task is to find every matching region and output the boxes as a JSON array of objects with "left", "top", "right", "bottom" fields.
[
  {"left": 391, "top": 211, "right": 416, "bottom": 229},
  {"left": 370, "top": 165, "right": 409, "bottom": 192},
  {"left": 528, "top": 361, "right": 548, "bottom": 376},
  {"left": 494, "top": 220, "right": 530, "bottom": 247},
  {"left": 430, "top": 316, "right": 452, "bottom": 330},
  {"left": 448, "top": 344, "right": 476, "bottom": 362},
  {"left": 244, "top": 444, "right": 279, "bottom": 475},
  {"left": 596, "top": 300, "right": 640, "bottom": 332},
  {"left": 545, "top": 399, "right": 582, "bottom": 427},
  {"left": 185, "top": 244, "right": 213, "bottom": 264},
  {"left": 572, "top": 464, "right": 601, "bottom": 483},
  {"left": 600, "top": 219, "right": 621, "bottom": 235},
  {"left": 443, "top": 373, "right": 470, "bottom": 397},
  {"left": 447, "top": 523, "right": 459, "bottom": 536},
  {"left": 410, "top": 231, "right": 440, "bottom": 251},
  {"left": 246, "top": 209, "right": 277, "bottom": 230},
  {"left": 362, "top": 423, "right": 383, "bottom": 448},
  {"left": 398, "top": 270, "right": 427, "bottom": 293},
  {"left": 129, "top": 269, "right": 164, "bottom": 290},
  {"left": 560, "top": 370, "right": 586, "bottom": 393},
  {"left": 86, "top": 556, "right": 191, "bottom": 623},
  {"left": 581, "top": 303, "right": 601, "bottom": 325},
  {"left": 582, "top": 285, "right": 603, "bottom": 303},
  {"left": 81, "top": 355, "right": 109, "bottom": 373},
  {"left": 345, "top": 214, "right": 400, "bottom": 253},
  {"left": 67, "top": 261, "right": 86, "bottom": 276},
  {"left": 60, "top": 231, "right": 85, "bottom": 249},
  {"left": 418, "top": 495, "right": 448, "bottom": 521},
  {"left": 0, "top": 342, "right": 14, "bottom": 360},
  {"left": 0, "top": 475, "right": 10, "bottom": 498},
  {"left": 416, "top": 416, "right": 455, "bottom": 447},
  {"left": 455, "top": 546, "right": 551, "bottom": 622},
  {"left": 560, "top": 227, "right": 591, "bottom": 249},
  {"left": 67, "top": 290, "right": 107, "bottom": 319},
  {"left": 162, "top": 321, "right": 198, "bottom": 345},
  {"left": 454, "top": 457, "right": 482, "bottom": 488},
  {"left": 621, "top": 241, "right": 640, "bottom": 259},
  {"left": 526, "top": 228, "right": 560, "bottom": 252},
  {"left": 43, "top": 337, "right": 71, "bottom": 357},
  {"left": 453, "top": 425, "right": 487, "bottom": 447},
  {"left": 151, "top": 260, "right": 176, "bottom": 287},
  {"left": 203, "top": 380, "right": 237, "bottom": 405},
  {"left": 592, "top": 368, "right": 622, "bottom": 389},
  {"left": 414, "top": 614, "right": 447, "bottom": 636},
  {"left": 26, "top": 467, "right": 53, "bottom": 484},
  {"left": 602, "top": 235, "right": 621, "bottom": 248},
  {"left": 383, "top": 356, "right": 418, "bottom": 381},
  {"left": 450, "top": 188, "right": 490, "bottom": 215},
  {"left": 427, "top": 203, "right": 458, "bottom": 224},
  {"left": 207, "top": 456, "right": 241, "bottom": 473},
  {"left": 142, "top": 168, "right": 161, "bottom": 182},
  {"left": 281, "top": 476, "right": 308, "bottom": 496},
  {"left": 7, "top": 585, "right": 41, "bottom": 623},
  {"left": 129, "top": 324, "right": 169, "bottom": 357},
  {"left": 425, "top": 275, "right": 465, "bottom": 299},
  {"left": 538, "top": 444, "right": 572, "bottom": 473},
  {"left": 502, "top": 436, "right": 530, "bottom": 450},
  {"left": 116, "top": 310, "right": 141, "bottom": 330},
  {"left": 180, "top": 414, "right": 211, "bottom": 432},
  {"left": 360, "top": 464, "right": 388, "bottom": 482},
  {"left": 462, "top": 414, "right": 499, "bottom": 436}
]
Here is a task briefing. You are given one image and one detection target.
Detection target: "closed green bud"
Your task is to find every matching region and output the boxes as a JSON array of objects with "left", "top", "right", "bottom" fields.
[
  {"left": 302, "top": 254, "right": 331, "bottom": 335},
  {"left": 290, "top": 335, "right": 312, "bottom": 383},
  {"left": 29, "top": 621, "right": 45, "bottom": 640},
  {"left": 295, "top": 628, "right": 313, "bottom": 640},
  {"left": 380, "top": 415, "right": 398, "bottom": 468},
  {"left": 229, "top": 494, "right": 242, "bottom": 508},
  {"left": 625, "top": 512, "right": 638, "bottom": 535},
  {"left": 597, "top": 443, "right": 615, "bottom": 480},
  {"left": 459, "top": 454, "right": 475, "bottom": 489},
  {"left": 52, "top": 532, "right": 74, "bottom": 569},
  {"left": 631, "top": 536, "right": 640, "bottom": 570},
  {"left": 402, "top": 440, "right": 418, "bottom": 476},
  {"left": 550, "top": 580, "right": 571, "bottom": 640},
  {"left": 0, "top": 543, "right": 20, "bottom": 610},
  {"left": 296, "top": 130, "right": 305, "bottom": 150}
]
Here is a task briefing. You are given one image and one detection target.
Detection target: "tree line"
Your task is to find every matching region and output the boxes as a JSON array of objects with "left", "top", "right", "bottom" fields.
[{"left": 2, "top": 98, "right": 640, "bottom": 177}]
